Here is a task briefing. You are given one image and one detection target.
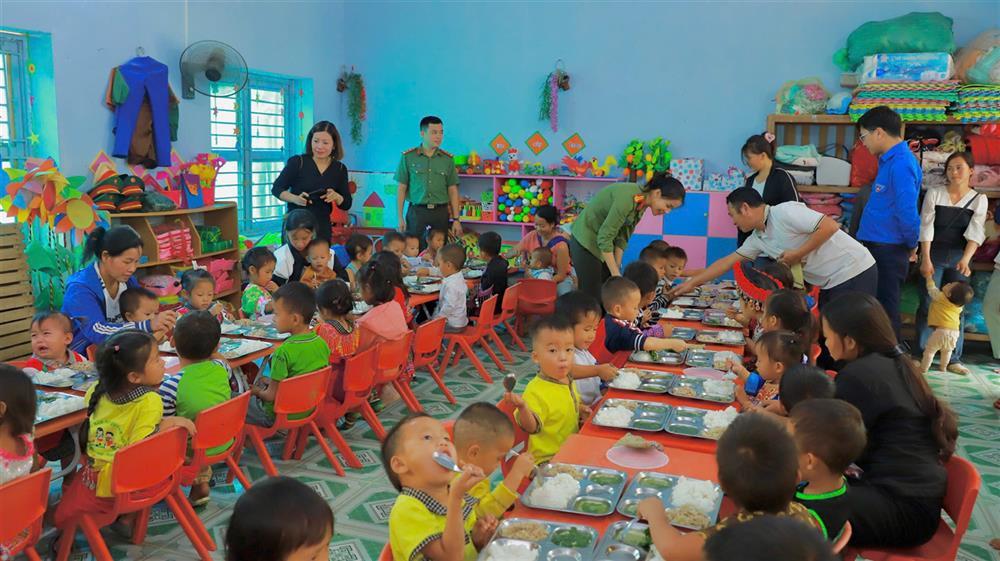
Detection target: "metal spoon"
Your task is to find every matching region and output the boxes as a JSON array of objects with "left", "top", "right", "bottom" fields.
[
  {"left": 432, "top": 451, "right": 463, "bottom": 473},
  {"left": 503, "top": 373, "right": 517, "bottom": 393}
]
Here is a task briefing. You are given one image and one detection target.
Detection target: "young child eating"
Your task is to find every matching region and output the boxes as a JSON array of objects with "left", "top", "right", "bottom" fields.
[
  {"left": 403, "top": 233, "right": 424, "bottom": 270},
  {"left": 477, "top": 232, "right": 508, "bottom": 311},
  {"left": 433, "top": 243, "right": 469, "bottom": 332},
  {"left": 246, "top": 282, "right": 330, "bottom": 427},
  {"left": 382, "top": 231, "right": 409, "bottom": 273},
  {"left": 301, "top": 238, "right": 339, "bottom": 289},
  {"left": 920, "top": 268, "right": 974, "bottom": 375},
  {"left": 623, "top": 261, "right": 665, "bottom": 337},
  {"left": 177, "top": 269, "right": 234, "bottom": 321},
  {"left": 384, "top": 413, "right": 495, "bottom": 561},
  {"left": 453, "top": 402, "right": 536, "bottom": 517},
  {"left": 556, "top": 291, "right": 618, "bottom": 406},
  {"left": 0, "top": 364, "right": 36, "bottom": 485},
  {"left": 241, "top": 246, "right": 278, "bottom": 320},
  {"left": 601, "top": 277, "right": 687, "bottom": 354},
  {"left": 704, "top": 515, "right": 838, "bottom": 561},
  {"left": 777, "top": 364, "right": 835, "bottom": 416},
  {"left": 729, "top": 330, "right": 805, "bottom": 409},
  {"left": 420, "top": 227, "right": 448, "bottom": 265},
  {"left": 25, "top": 311, "right": 87, "bottom": 371},
  {"left": 662, "top": 246, "right": 688, "bottom": 285},
  {"left": 527, "top": 247, "right": 554, "bottom": 280},
  {"left": 790, "top": 398, "right": 867, "bottom": 542},
  {"left": 315, "top": 279, "right": 362, "bottom": 428},
  {"left": 120, "top": 287, "right": 167, "bottom": 343},
  {"left": 344, "top": 233, "right": 374, "bottom": 292},
  {"left": 637, "top": 413, "right": 822, "bottom": 561}
]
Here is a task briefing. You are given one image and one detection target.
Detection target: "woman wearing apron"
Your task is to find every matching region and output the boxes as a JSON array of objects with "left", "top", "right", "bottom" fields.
[
  {"left": 915, "top": 152, "right": 988, "bottom": 374},
  {"left": 506, "top": 205, "right": 575, "bottom": 295}
]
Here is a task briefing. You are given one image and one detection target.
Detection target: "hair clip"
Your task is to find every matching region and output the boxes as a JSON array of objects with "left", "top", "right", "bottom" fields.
[
  {"left": 764, "top": 132, "right": 776, "bottom": 143},
  {"left": 113, "top": 345, "right": 121, "bottom": 353}
]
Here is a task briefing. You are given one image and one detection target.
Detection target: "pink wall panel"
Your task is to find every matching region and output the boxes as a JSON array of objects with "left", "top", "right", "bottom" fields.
[
  {"left": 633, "top": 208, "right": 664, "bottom": 235},
  {"left": 662, "top": 235, "right": 708, "bottom": 269},
  {"left": 707, "top": 192, "right": 738, "bottom": 238}
]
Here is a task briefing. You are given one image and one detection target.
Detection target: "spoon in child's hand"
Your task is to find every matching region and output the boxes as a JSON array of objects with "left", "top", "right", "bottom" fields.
[
  {"left": 503, "top": 373, "right": 517, "bottom": 393},
  {"left": 432, "top": 451, "right": 463, "bottom": 473}
]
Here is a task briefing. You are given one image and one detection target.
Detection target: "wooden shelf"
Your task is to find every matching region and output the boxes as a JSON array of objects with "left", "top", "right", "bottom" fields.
[
  {"left": 459, "top": 174, "right": 618, "bottom": 183},
  {"left": 109, "top": 202, "right": 237, "bottom": 218},
  {"left": 965, "top": 332, "right": 990, "bottom": 342},
  {"left": 798, "top": 185, "right": 861, "bottom": 194},
  {"left": 136, "top": 247, "right": 239, "bottom": 269},
  {"left": 768, "top": 115, "right": 966, "bottom": 127}
]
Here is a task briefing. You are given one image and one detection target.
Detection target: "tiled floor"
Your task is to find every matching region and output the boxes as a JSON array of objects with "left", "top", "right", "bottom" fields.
[{"left": 46, "top": 343, "right": 1000, "bottom": 561}]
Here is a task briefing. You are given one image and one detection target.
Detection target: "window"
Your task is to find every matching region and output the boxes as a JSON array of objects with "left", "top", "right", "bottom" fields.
[
  {"left": 0, "top": 31, "right": 29, "bottom": 170},
  {"left": 211, "top": 74, "right": 302, "bottom": 233}
]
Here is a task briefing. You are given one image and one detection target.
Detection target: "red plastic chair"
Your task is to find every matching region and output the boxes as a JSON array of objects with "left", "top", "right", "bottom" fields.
[
  {"left": 808, "top": 343, "right": 822, "bottom": 366},
  {"left": 378, "top": 544, "right": 394, "bottom": 561},
  {"left": 498, "top": 283, "right": 527, "bottom": 352},
  {"left": 495, "top": 398, "right": 529, "bottom": 478},
  {"left": 236, "top": 366, "right": 346, "bottom": 477},
  {"left": 441, "top": 295, "right": 502, "bottom": 383},
  {"left": 54, "top": 428, "right": 214, "bottom": 561},
  {"left": 374, "top": 331, "right": 422, "bottom": 414},
  {"left": 843, "top": 455, "right": 981, "bottom": 561},
  {"left": 184, "top": 392, "right": 252, "bottom": 494},
  {"left": 0, "top": 468, "right": 51, "bottom": 561},
  {"left": 514, "top": 279, "right": 557, "bottom": 335},
  {"left": 412, "top": 317, "right": 457, "bottom": 404},
  {"left": 482, "top": 295, "right": 515, "bottom": 365},
  {"left": 86, "top": 344, "right": 98, "bottom": 362},
  {"left": 307, "top": 346, "right": 382, "bottom": 467}
]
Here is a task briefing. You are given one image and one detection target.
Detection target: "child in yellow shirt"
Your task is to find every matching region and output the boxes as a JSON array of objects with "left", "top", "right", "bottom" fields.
[{"left": 920, "top": 268, "right": 974, "bottom": 375}]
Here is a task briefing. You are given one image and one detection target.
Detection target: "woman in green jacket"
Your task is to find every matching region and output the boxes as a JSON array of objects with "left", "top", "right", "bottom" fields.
[{"left": 569, "top": 173, "right": 686, "bottom": 303}]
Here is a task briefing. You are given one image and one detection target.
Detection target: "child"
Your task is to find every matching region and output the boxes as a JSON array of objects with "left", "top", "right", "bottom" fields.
[
  {"left": 273, "top": 209, "right": 343, "bottom": 285},
  {"left": 663, "top": 246, "right": 688, "bottom": 285},
  {"left": 639, "top": 243, "right": 670, "bottom": 281},
  {"left": 508, "top": 316, "right": 585, "bottom": 464},
  {"left": 704, "top": 515, "right": 838, "bottom": 561},
  {"left": 527, "top": 247, "right": 554, "bottom": 280},
  {"left": 246, "top": 282, "right": 330, "bottom": 427},
  {"left": 300, "top": 238, "right": 338, "bottom": 289},
  {"left": 403, "top": 233, "right": 424, "bottom": 270},
  {"left": 920, "top": 269, "right": 974, "bottom": 375},
  {"left": 315, "top": 279, "right": 361, "bottom": 427},
  {"left": 637, "top": 413, "right": 822, "bottom": 561},
  {"left": 761, "top": 289, "right": 813, "bottom": 342},
  {"left": 420, "top": 227, "right": 448, "bottom": 265},
  {"left": 158, "top": 311, "right": 231, "bottom": 505},
  {"left": 733, "top": 261, "right": 787, "bottom": 337},
  {"left": 53, "top": 331, "right": 194, "bottom": 528},
  {"left": 241, "top": 246, "right": 278, "bottom": 320},
  {"left": 777, "top": 364, "right": 835, "bottom": 416},
  {"left": 356, "top": 259, "right": 410, "bottom": 353},
  {"left": 120, "top": 287, "right": 163, "bottom": 341},
  {"left": 453, "top": 403, "right": 536, "bottom": 517},
  {"left": 225, "top": 475, "right": 334, "bottom": 561},
  {"left": 382, "top": 231, "right": 410, "bottom": 273},
  {"left": 790, "top": 398, "right": 867, "bottom": 542},
  {"left": 344, "top": 233, "right": 374, "bottom": 291},
  {"left": 0, "top": 364, "right": 36, "bottom": 484},
  {"left": 730, "top": 330, "right": 806, "bottom": 409},
  {"left": 643, "top": 244, "right": 672, "bottom": 323},
  {"left": 557, "top": 291, "right": 618, "bottom": 406},
  {"left": 176, "top": 269, "right": 234, "bottom": 321},
  {"left": 623, "top": 261, "right": 664, "bottom": 337},
  {"left": 477, "top": 231, "right": 508, "bottom": 312},
  {"left": 384, "top": 413, "right": 495, "bottom": 561},
  {"left": 25, "top": 311, "right": 87, "bottom": 371},
  {"left": 433, "top": 243, "right": 469, "bottom": 332},
  {"left": 373, "top": 250, "right": 414, "bottom": 324},
  {"left": 601, "top": 277, "right": 687, "bottom": 354}
]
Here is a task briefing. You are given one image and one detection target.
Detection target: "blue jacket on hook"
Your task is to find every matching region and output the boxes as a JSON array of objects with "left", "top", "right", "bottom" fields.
[{"left": 107, "top": 56, "right": 178, "bottom": 168}]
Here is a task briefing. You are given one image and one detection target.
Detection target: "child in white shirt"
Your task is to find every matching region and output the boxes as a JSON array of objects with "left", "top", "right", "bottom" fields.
[{"left": 433, "top": 243, "right": 469, "bottom": 332}]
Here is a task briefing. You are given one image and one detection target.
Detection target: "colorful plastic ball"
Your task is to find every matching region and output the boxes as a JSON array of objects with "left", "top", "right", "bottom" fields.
[
  {"left": 502, "top": 186, "right": 510, "bottom": 194},
  {"left": 521, "top": 215, "right": 530, "bottom": 223},
  {"left": 529, "top": 207, "right": 537, "bottom": 215}
]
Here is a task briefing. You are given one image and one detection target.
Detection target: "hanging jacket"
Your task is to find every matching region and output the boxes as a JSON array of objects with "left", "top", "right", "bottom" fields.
[{"left": 105, "top": 56, "right": 179, "bottom": 168}]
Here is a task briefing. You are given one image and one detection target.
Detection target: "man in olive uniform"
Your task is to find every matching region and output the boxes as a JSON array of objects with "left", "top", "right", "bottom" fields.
[{"left": 395, "top": 116, "right": 463, "bottom": 246}]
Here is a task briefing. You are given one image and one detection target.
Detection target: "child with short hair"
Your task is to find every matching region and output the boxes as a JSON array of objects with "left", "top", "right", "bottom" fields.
[
  {"left": 778, "top": 364, "right": 835, "bottom": 415},
  {"left": 453, "top": 403, "right": 536, "bottom": 517},
  {"left": 761, "top": 289, "right": 813, "bottom": 342},
  {"left": 403, "top": 233, "right": 424, "bottom": 270},
  {"left": 704, "top": 515, "right": 838, "bottom": 561},
  {"left": 790, "top": 398, "right": 867, "bottom": 542},
  {"left": 420, "top": 227, "right": 448, "bottom": 265},
  {"left": 663, "top": 246, "right": 688, "bottom": 284},
  {"left": 0, "top": 364, "right": 36, "bottom": 485},
  {"left": 921, "top": 269, "right": 975, "bottom": 375},
  {"left": 477, "top": 232, "right": 508, "bottom": 312},
  {"left": 623, "top": 260, "right": 665, "bottom": 337},
  {"left": 601, "top": 277, "right": 687, "bottom": 354},
  {"left": 25, "top": 311, "right": 87, "bottom": 371},
  {"left": 241, "top": 246, "right": 278, "bottom": 320},
  {"left": 225, "top": 476, "right": 334, "bottom": 561},
  {"left": 120, "top": 287, "right": 164, "bottom": 342},
  {"left": 433, "top": 243, "right": 469, "bottom": 332},
  {"left": 344, "top": 233, "right": 374, "bottom": 291},
  {"left": 637, "top": 413, "right": 822, "bottom": 561},
  {"left": 246, "top": 282, "right": 330, "bottom": 427},
  {"left": 384, "top": 413, "right": 495, "bottom": 561},
  {"left": 301, "top": 238, "right": 338, "bottom": 289},
  {"left": 557, "top": 291, "right": 618, "bottom": 405},
  {"left": 730, "top": 330, "right": 806, "bottom": 409},
  {"left": 639, "top": 244, "right": 670, "bottom": 281},
  {"left": 383, "top": 231, "right": 410, "bottom": 273},
  {"left": 176, "top": 269, "right": 234, "bottom": 321},
  {"left": 158, "top": 310, "right": 231, "bottom": 505},
  {"left": 527, "top": 247, "right": 554, "bottom": 280},
  {"left": 643, "top": 244, "right": 673, "bottom": 323}
]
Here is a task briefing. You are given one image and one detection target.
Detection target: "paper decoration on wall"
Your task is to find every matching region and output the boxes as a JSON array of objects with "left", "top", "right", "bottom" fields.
[
  {"left": 337, "top": 67, "right": 367, "bottom": 145},
  {"left": 562, "top": 133, "right": 585, "bottom": 156},
  {"left": 538, "top": 60, "right": 571, "bottom": 133},
  {"left": 525, "top": 131, "right": 549, "bottom": 155},
  {"left": 489, "top": 133, "right": 511, "bottom": 156},
  {"left": 362, "top": 192, "right": 385, "bottom": 226},
  {"left": 620, "top": 137, "right": 672, "bottom": 182}
]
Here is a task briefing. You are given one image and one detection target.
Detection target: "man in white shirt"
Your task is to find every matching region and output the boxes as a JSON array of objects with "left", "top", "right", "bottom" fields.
[{"left": 673, "top": 188, "right": 877, "bottom": 308}]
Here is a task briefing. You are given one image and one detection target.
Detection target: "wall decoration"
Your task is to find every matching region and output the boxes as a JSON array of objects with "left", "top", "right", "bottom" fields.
[
  {"left": 525, "top": 131, "right": 549, "bottom": 155},
  {"left": 562, "top": 132, "right": 585, "bottom": 156},
  {"left": 620, "top": 137, "right": 672, "bottom": 182},
  {"left": 362, "top": 192, "right": 385, "bottom": 226},
  {"left": 538, "top": 60, "right": 571, "bottom": 132},
  {"left": 489, "top": 133, "right": 511, "bottom": 156},
  {"left": 337, "top": 68, "right": 367, "bottom": 145}
]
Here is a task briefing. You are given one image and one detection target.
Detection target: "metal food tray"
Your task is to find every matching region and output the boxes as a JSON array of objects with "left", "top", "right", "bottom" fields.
[
  {"left": 681, "top": 308, "right": 705, "bottom": 321},
  {"left": 610, "top": 369, "right": 676, "bottom": 394},
  {"left": 350, "top": 301, "right": 372, "bottom": 315},
  {"left": 221, "top": 321, "right": 290, "bottom": 341},
  {"left": 670, "top": 297, "right": 711, "bottom": 308},
  {"left": 684, "top": 350, "right": 717, "bottom": 368},
  {"left": 592, "top": 398, "right": 672, "bottom": 432},
  {"left": 666, "top": 327, "right": 697, "bottom": 341},
  {"left": 593, "top": 520, "right": 654, "bottom": 561},
  {"left": 407, "top": 283, "right": 442, "bottom": 294},
  {"left": 35, "top": 390, "right": 87, "bottom": 425},
  {"left": 664, "top": 406, "right": 726, "bottom": 441},
  {"left": 478, "top": 518, "right": 599, "bottom": 561},
  {"left": 463, "top": 269, "right": 484, "bottom": 279},
  {"left": 218, "top": 338, "right": 273, "bottom": 360},
  {"left": 667, "top": 376, "right": 735, "bottom": 404},
  {"left": 695, "top": 330, "right": 746, "bottom": 347},
  {"left": 520, "top": 463, "right": 629, "bottom": 517},
  {"left": 701, "top": 312, "right": 741, "bottom": 328},
  {"left": 616, "top": 472, "right": 723, "bottom": 531},
  {"left": 630, "top": 350, "right": 687, "bottom": 366}
]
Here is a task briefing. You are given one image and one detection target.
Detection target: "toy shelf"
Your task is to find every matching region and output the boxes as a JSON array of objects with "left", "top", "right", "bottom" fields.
[{"left": 109, "top": 202, "right": 242, "bottom": 307}]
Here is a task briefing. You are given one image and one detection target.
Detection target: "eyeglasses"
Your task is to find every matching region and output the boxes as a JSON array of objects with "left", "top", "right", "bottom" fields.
[{"left": 858, "top": 131, "right": 873, "bottom": 142}]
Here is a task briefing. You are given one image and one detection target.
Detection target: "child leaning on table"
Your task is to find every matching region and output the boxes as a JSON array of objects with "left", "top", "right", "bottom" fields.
[
  {"left": 384, "top": 413, "right": 497, "bottom": 561},
  {"left": 729, "top": 330, "right": 806, "bottom": 411},
  {"left": 25, "top": 311, "right": 87, "bottom": 371},
  {"left": 241, "top": 246, "right": 278, "bottom": 320},
  {"left": 556, "top": 290, "right": 618, "bottom": 406},
  {"left": 623, "top": 260, "right": 666, "bottom": 338},
  {"left": 453, "top": 403, "right": 536, "bottom": 518},
  {"left": 637, "top": 413, "right": 823, "bottom": 561},
  {"left": 601, "top": 277, "right": 687, "bottom": 355}
]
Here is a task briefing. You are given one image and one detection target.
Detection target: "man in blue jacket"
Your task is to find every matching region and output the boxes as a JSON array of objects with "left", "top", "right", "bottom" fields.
[{"left": 856, "top": 106, "right": 921, "bottom": 338}]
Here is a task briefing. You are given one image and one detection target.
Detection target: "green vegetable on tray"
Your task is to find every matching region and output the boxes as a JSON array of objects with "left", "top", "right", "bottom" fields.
[
  {"left": 589, "top": 473, "right": 623, "bottom": 486},
  {"left": 575, "top": 499, "right": 610, "bottom": 514},
  {"left": 551, "top": 527, "right": 593, "bottom": 548},
  {"left": 618, "top": 527, "right": 652, "bottom": 549}
]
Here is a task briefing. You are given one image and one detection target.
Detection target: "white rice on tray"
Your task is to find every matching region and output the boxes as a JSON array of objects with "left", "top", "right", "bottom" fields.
[
  {"left": 703, "top": 406, "right": 739, "bottom": 431},
  {"left": 485, "top": 541, "right": 539, "bottom": 561},
  {"left": 610, "top": 370, "right": 642, "bottom": 390},
  {"left": 594, "top": 405, "right": 635, "bottom": 428},
  {"left": 527, "top": 473, "right": 581, "bottom": 509},
  {"left": 702, "top": 379, "right": 734, "bottom": 397},
  {"left": 671, "top": 477, "right": 720, "bottom": 513}
]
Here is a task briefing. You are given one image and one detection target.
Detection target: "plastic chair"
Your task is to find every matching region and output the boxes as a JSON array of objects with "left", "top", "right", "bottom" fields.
[
  {"left": 495, "top": 398, "right": 529, "bottom": 478},
  {"left": 514, "top": 279, "right": 557, "bottom": 335},
  {"left": 236, "top": 366, "right": 346, "bottom": 477},
  {"left": 184, "top": 392, "right": 253, "bottom": 494},
  {"left": 86, "top": 344, "right": 98, "bottom": 362},
  {"left": 306, "top": 346, "right": 382, "bottom": 467},
  {"left": 843, "top": 456, "right": 981, "bottom": 561},
  {"left": 412, "top": 317, "right": 457, "bottom": 405},
  {"left": 0, "top": 468, "right": 51, "bottom": 561},
  {"left": 832, "top": 521, "right": 852, "bottom": 555},
  {"left": 482, "top": 294, "right": 515, "bottom": 365},
  {"left": 378, "top": 544, "right": 394, "bottom": 561},
  {"left": 441, "top": 295, "right": 502, "bottom": 383},
  {"left": 55, "top": 428, "right": 214, "bottom": 561},
  {"left": 374, "top": 331, "right": 422, "bottom": 414},
  {"left": 498, "top": 283, "right": 527, "bottom": 352}
]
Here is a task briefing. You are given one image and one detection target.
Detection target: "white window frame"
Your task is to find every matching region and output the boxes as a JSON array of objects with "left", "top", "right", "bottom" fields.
[{"left": 0, "top": 31, "right": 30, "bottom": 170}]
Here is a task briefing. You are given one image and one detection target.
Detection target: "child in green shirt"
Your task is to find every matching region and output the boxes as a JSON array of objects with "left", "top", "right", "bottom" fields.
[{"left": 241, "top": 247, "right": 278, "bottom": 320}]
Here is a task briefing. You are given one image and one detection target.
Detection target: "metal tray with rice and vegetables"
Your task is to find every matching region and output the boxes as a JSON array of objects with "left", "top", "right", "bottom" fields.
[
  {"left": 593, "top": 521, "right": 655, "bottom": 561},
  {"left": 610, "top": 369, "right": 675, "bottom": 394},
  {"left": 665, "top": 327, "right": 697, "bottom": 341},
  {"left": 616, "top": 472, "right": 723, "bottom": 531},
  {"left": 694, "top": 330, "right": 746, "bottom": 347},
  {"left": 667, "top": 376, "right": 736, "bottom": 404},
  {"left": 664, "top": 406, "right": 739, "bottom": 441},
  {"left": 520, "top": 463, "right": 628, "bottom": 517},
  {"left": 630, "top": 350, "right": 687, "bottom": 366},
  {"left": 478, "top": 518, "right": 599, "bottom": 561},
  {"left": 592, "top": 399, "right": 672, "bottom": 432}
]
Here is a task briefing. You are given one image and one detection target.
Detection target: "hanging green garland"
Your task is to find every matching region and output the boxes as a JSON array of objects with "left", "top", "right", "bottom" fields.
[
  {"left": 338, "top": 70, "right": 367, "bottom": 145},
  {"left": 537, "top": 62, "right": 571, "bottom": 133}
]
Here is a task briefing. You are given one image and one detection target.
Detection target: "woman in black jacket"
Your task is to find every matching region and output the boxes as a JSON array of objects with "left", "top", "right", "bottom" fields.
[{"left": 739, "top": 133, "right": 800, "bottom": 245}]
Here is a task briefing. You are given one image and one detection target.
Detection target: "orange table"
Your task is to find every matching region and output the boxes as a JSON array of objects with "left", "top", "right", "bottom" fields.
[{"left": 507, "top": 434, "right": 728, "bottom": 534}]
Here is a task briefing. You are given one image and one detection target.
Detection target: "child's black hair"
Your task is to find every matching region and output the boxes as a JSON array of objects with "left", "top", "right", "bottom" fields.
[
  {"left": 403, "top": 233, "right": 420, "bottom": 243},
  {"left": 345, "top": 233, "right": 373, "bottom": 260},
  {"left": 857, "top": 105, "right": 903, "bottom": 137},
  {"left": 316, "top": 279, "right": 354, "bottom": 317},
  {"left": 639, "top": 245, "right": 667, "bottom": 263},
  {"left": 704, "top": 515, "right": 836, "bottom": 561},
  {"left": 225, "top": 476, "right": 334, "bottom": 561},
  {"left": 755, "top": 330, "right": 806, "bottom": 370},
  {"left": 716, "top": 413, "right": 798, "bottom": 512},
  {"left": 180, "top": 269, "right": 215, "bottom": 293},
  {"left": 478, "top": 231, "right": 502, "bottom": 257},
  {"left": 32, "top": 310, "right": 73, "bottom": 333},
  {"left": 741, "top": 132, "right": 778, "bottom": 162},
  {"left": 438, "top": 243, "right": 466, "bottom": 270},
  {"left": 454, "top": 402, "right": 514, "bottom": 449},
  {"left": 425, "top": 226, "right": 448, "bottom": 245},
  {"left": 622, "top": 261, "right": 659, "bottom": 297},
  {"left": 946, "top": 281, "right": 974, "bottom": 307},
  {"left": 663, "top": 246, "right": 687, "bottom": 261},
  {"left": 272, "top": 281, "right": 316, "bottom": 322},
  {"left": 0, "top": 364, "right": 37, "bottom": 438},
  {"left": 307, "top": 237, "right": 331, "bottom": 252},
  {"left": 555, "top": 290, "right": 602, "bottom": 326},
  {"left": 173, "top": 310, "right": 221, "bottom": 361},
  {"left": 242, "top": 246, "right": 277, "bottom": 274},
  {"left": 85, "top": 331, "right": 157, "bottom": 448},
  {"left": 120, "top": 287, "right": 158, "bottom": 318},
  {"left": 790, "top": 398, "right": 867, "bottom": 474},
  {"left": 283, "top": 208, "right": 318, "bottom": 234},
  {"left": 765, "top": 289, "right": 813, "bottom": 342},
  {"left": 372, "top": 251, "right": 407, "bottom": 292},
  {"left": 778, "top": 364, "right": 835, "bottom": 413},
  {"left": 530, "top": 247, "right": 553, "bottom": 268},
  {"left": 382, "top": 231, "right": 405, "bottom": 247},
  {"left": 381, "top": 412, "right": 434, "bottom": 491},
  {"left": 359, "top": 258, "right": 396, "bottom": 305},
  {"left": 601, "top": 276, "right": 639, "bottom": 310},
  {"left": 529, "top": 314, "right": 575, "bottom": 342}
]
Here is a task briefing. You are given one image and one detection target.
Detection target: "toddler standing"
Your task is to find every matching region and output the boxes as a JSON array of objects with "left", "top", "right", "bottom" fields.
[{"left": 920, "top": 269, "right": 974, "bottom": 374}]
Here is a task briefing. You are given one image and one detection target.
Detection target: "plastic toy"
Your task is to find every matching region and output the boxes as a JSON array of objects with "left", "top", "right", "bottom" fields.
[
  {"left": 590, "top": 156, "right": 618, "bottom": 177},
  {"left": 505, "top": 148, "right": 522, "bottom": 174},
  {"left": 561, "top": 156, "right": 590, "bottom": 177},
  {"left": 496, "top": 178, "right": 554, "bottom": 223}
]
